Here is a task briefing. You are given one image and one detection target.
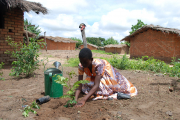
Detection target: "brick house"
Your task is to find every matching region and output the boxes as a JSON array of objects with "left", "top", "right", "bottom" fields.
[
  {"left": 104, "top": 44, "right": 129, "bottom": 54},
  {"left": 39, "top": 36, "right": 78, "bottom": 50},
  {"left": 121, "top": 25, "right": 180, "bottom": 62},
  {"left": 0, "top": 0, "right": 47, "bottom": 64},
  {"left": 80, "top": 43, "right": 98, "bottom": 50}
]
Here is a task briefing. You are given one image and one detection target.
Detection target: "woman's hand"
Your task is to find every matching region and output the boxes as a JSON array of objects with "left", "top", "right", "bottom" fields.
[
  {"left": 74, "top": 75, "right": 101, "bottom": 108},
  {"left": 74, "top": 99, "right": 86, "bottom": 107}
]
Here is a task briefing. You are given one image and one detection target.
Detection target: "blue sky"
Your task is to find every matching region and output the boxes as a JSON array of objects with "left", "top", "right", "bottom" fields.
[{"left": 24, "top": 0, "right": 180, "bottom": 42}]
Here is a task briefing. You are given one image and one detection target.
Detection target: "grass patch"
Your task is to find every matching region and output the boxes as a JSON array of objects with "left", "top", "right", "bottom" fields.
[
  {"left": 91, "top": 50, "right": 114, "bottom": 55},
  {"left": 64, "top": 58, "right": 79, "bottom": 67},
  {"left": 66, "top": 54, "right": 180, "bottom": 78}
]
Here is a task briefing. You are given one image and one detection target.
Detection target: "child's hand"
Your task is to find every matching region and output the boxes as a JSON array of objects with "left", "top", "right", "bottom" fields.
[{"left": 74, "top": 100, "right": 86, "bottom": 107}]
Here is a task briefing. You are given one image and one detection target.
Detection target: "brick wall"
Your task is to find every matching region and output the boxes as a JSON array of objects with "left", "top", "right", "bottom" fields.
[
  {"left": 105, "top": 46, "right": 129, "bottom": 54},
  {"left": 41, "top": 39, "right": 76, "bottom": 50},
  {"left": 105, "top": 47, "right": 115, "bottom": 53},
  {"left": 80, "top": 44, "right": 97, "bottom": 50},
  {"left": 129, "top": 29, "right": 180, "bottom": 62},
  {"left": 0, "top": 8, "right": 24, "bottom": 64}
]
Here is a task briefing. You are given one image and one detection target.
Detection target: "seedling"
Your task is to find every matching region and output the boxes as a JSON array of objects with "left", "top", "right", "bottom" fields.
[
  {"left": 21, "top": 101, "right": 40, "bottom": 117},
  {"left": 55, "top": 71, "right": 89, "bottom": 107}
]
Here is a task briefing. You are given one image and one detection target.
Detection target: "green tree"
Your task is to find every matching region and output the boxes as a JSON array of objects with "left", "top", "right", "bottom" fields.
[
  {"left": 129, "top": 19, "right": 147, "bottom": 35},
  {"left": 86, "top": 37, "right": 102, "bottom": 47},
  {"left": 70, "top": 37, "right": 83, "bottom": 48},
  {"left": 98, "top": 37, "right": 105, "bottom": 46},
  {"left": 24, "top": 19, "right": 41, "bottom": 36},
  {"left": 24, "top": 19, "right": 41, "bottom": 44},
  {"left": 121, "top": 41, "right": 130, "bottom": 47},
  {"left": 103, "top": 37, "right": 119, "bottom": 46}
]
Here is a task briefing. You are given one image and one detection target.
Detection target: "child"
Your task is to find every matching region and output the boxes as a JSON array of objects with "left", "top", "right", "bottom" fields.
[{"left": 75, "top": 48, "right": 137, "bottom": 107}]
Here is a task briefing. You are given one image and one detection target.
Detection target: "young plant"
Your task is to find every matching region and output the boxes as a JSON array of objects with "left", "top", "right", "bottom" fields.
[
  {"left": 0, "top": 62, "right": 4, "bottom": 80},
  {"left": 55, "top": 71, "right": 89, "bottom": 107},
  {"left": 21, "top": 101, "right": 40, "bottom": 117},
  {"left": 5, "top": 37, "right": 45, "bottom": 77}
]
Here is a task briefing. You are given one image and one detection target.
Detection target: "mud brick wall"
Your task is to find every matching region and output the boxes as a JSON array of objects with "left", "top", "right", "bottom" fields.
[
  {"left": 0, "top": 8, "right": 24, "bottom": 64},
  {"left": 80, "top": 44, "right": 97, "bottom": 50},
  {"left": 129, "top": 29, "right": 180, "bottom": 62},
  {"left": 41, "top": 39, "right": 76, "bottom": 50},
  {"left": 105, "top": 46, "right": 129, "bottom": 54},
  {"left": 105, "top": 47, "right": 116, "bottom": 53}
]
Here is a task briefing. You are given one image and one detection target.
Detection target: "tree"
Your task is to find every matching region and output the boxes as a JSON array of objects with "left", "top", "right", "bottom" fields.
[
  {"left": 24, "top": 19, "right": 41, "bottom": 36},
  {"left": 86, "top": 37, "right": 102, "bottom": 47},
  {"left": 121, "top": 41, "right": 130, "bottom": 47},
  {"left": 103, "top": 37, "right": 119, "bottom": 46},
  {"left": 70, "top": 37, "right": 83, "bottom": 48},
  {"left": 24, "top": 19, "right": 41, "bottom": 41},
  {"left": 129, "top": 19, "right": 147, "bottom": 35},
  {"left": 99, "top": 37, "right": 105, "bottom": 46}
]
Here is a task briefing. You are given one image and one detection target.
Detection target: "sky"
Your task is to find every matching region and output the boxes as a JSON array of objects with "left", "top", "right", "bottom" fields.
[{"left": 24, "top": 0, "right": 180, "bottom": 42}]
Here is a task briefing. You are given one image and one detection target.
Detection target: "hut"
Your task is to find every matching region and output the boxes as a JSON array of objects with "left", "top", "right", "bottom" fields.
[
  {"left": 38, "top": 36, "right": 77, "bottom": 50},
  {"left": 104, "top": 44, "right": 129, "bottom": 54},
  {"left": 98, "top": 47, "right": 105, "bottom": 51},
  {"left": 0, "top": 0, "right": 47, "bottom": 64},
  {"left": 121, "top": 24, "right": 180, "bottom": 62},
  {"left": 80, "top": 43, "right": 98, "bottom": 50}
]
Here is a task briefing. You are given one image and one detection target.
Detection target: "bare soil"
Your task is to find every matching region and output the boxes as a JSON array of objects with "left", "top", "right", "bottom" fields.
[{"left": 0, "top": 50, "right": 180, "bottom": 120}]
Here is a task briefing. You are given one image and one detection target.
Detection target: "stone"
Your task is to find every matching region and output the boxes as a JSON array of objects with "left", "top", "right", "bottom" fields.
[{"left": 166, "top": 111, "right": 173, "bottom": 116}]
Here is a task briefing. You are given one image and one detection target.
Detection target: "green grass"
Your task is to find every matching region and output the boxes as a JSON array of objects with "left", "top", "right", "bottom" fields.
[
  {"left": 91, "top": 50, "right": 114, "bottom": 55},
  {"left": 65, "top": 54, "right": 180, "bottom": 78},
  {"left": 64, "top": 58, "right": 79, "bottom": 67}
]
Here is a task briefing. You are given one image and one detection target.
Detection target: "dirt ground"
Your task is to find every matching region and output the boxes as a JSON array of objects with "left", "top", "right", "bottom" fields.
[{"left": 0, "top": 50, "right": 180, "bottom": 120}]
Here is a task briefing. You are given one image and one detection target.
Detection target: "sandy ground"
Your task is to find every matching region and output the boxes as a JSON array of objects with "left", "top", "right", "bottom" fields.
[{"left": 0, "top": 50, "right": 180, "bottom": 120}]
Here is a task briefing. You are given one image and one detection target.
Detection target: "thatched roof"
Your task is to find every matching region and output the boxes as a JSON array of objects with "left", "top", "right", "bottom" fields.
[
  {"left": 38, "top": 36, "right": 78, "bottom": 43},
  {"left": 121, "top": 24, "right": 180, "bottom": 41},
  {"left": 0, "top": 0, "right": 48, "bottom": 14},
  {"left": 80, "top": 43, "right": 98, "bottom": 48},
  {"left": 23, "top": 30, "right": 36, "bottom": 37},
  {"left": 104, "top": 44, "right": 127, "bottom": 48}
]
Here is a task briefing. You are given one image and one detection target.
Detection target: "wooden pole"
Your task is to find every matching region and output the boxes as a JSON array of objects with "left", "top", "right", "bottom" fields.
[
  {"left": 44, "top": 31, "right": 47, "bottom": 52},
  {"left": 79, "top": 23, "right": 87, "bottom": 48},
  {"left": 82, "top": 29, "right": 87, "bottom": 48},
  {"left": 25, "top": 25, "right": 29, "bottom": 45}
]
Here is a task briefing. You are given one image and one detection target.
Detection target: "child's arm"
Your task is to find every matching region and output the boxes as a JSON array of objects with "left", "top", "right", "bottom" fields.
[
  {"left": 75, "top": 75, "right": 83, "bottom": 101},
  {"left": 75, "top": 75, "right": 101, "bottom": 107}
]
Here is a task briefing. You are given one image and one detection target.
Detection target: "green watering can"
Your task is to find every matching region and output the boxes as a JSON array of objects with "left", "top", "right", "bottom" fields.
[{"left": 44, "top": 61, "right": 63, "bottom": 98}]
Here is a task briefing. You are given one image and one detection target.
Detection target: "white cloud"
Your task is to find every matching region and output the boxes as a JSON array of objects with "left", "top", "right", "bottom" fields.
[
  {"left": 100, "top": 8, "right": 158, "bottom": 31},
  {"left": 24, "top": 0, "right": 180, "bottom": 41}
]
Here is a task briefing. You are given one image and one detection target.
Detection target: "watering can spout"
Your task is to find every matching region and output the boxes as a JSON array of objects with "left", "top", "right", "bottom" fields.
[{"left": 53, "top": 61, "right": 61, "bottom": 69}]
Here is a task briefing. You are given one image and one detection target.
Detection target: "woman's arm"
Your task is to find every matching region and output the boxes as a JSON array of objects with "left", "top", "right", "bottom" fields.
[
  {"left": 75, "top": 75, "right": 83, "bottom": 101},
  {"left": 75, "top": 75, "right": 101, "bottom": 107}
]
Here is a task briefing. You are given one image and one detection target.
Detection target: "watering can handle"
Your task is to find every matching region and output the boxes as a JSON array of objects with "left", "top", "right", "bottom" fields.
[
  {"left": 44, "top": 60, "right": 56, "bottom": 71},
  {"left": 43, "top": 60, "right": 63, "bottom": 75},
  {"left": 49, "top": 73, "right": 52, "bottom": 82}
]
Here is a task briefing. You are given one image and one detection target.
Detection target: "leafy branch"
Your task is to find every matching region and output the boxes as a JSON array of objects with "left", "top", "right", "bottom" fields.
[
  {"left": 55, "top": 71, "right": 89, "bottom": 107},
  {"left": 21, "top": 101, "right": 40, "bottom": 117}
]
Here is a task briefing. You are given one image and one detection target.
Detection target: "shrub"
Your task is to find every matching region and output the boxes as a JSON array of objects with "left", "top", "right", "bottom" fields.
[
  {"left": 5, "top": 37, "right": 45, "bottom": 77},
  {"left": 170, "top": 59, "right": 180, "bottom": 77}
]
